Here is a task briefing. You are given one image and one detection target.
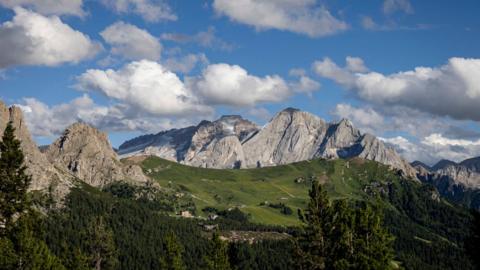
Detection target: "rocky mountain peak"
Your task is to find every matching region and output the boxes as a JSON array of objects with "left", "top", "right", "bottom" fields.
[
  {"left": 46, "top": 122, "right": 147, "bottom": 187},
  {"left": 432, "top": 159, "right": 457, "bottom": 171},
  {"left": 459, "top": 156, "right": 480, "bottom": 172},
  {"left": 0, "top": 102, "right": 65, "bottom": 192}
]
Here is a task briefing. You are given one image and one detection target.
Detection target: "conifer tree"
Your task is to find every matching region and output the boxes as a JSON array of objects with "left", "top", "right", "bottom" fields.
[
  {"left": 0, "top": 121, "right": 31, "bottom": 233},
  {"left": 296, "top": 180, "right": 332, "bottom": 270},
  {"left": 204, "top": 232, "right": 231, "bottom": 270},
  {"left": 0, "top": 122, "right": 65, "bottom": 269},
  {"left": 296, "top": 181, "right": 395, "bottom": 270},
  {"left": 85, "top": 216, "right": 118, "bottom": 270},
  {"left": 160, "top": 231, "right": 186, "bottom": 270}
]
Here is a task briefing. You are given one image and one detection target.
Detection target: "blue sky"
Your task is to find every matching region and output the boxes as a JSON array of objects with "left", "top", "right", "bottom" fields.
[{"left": 1, "top": 0, "right": 480, "bottom": 165}]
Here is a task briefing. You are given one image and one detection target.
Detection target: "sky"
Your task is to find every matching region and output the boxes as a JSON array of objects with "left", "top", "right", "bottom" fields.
[{"left": 1, "top": 0, "right": 480, "bottom": 165}]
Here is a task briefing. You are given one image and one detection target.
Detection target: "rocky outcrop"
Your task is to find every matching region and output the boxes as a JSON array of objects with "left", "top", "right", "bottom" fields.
[
  {"left": 119, "top": 115, "right": 259, "bottom": 169},
  {"left": 119, "top": 108, "right": 416, "bottom": 177},
  {"left": 414, "top": 157, "right": 480, "bottom": 210},
  {"left": 45, "top": 123, "right": 147, "bottom": 187},
  {"left": 0, "top": 101, "right": 70, "bottom": 195},
  {"left": 243, "top": 108, "right": 327, "bottom": 167}
]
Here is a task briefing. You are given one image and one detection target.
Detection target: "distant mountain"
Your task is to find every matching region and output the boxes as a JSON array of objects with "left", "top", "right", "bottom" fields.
[
  {"left": 119, "top": 108, "right": 416, "bottom": 177},
  {"left": 415, "top": 156, "right": 480, "bottom": 210},
  {"left": 432, "top": 159, "right": 458, "bottom": 171},
  {"left": 411, "top": 161, "right": 432, "bottom": 171}
]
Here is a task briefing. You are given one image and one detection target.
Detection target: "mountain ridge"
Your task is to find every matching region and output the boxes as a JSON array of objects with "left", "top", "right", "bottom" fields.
[{"left": 118, "top": 107, "right": 417, "bottom": 178}]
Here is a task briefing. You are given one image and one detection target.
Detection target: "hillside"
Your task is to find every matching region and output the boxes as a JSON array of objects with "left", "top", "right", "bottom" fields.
[
  {"left": 130, "top": 156, "right": 476, "bottom": 269},
  {"left": 129, "top": 156, "right": 397, "bottom": 225}
]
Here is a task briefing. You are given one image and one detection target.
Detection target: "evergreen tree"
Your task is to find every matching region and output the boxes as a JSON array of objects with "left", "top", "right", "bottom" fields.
[
  {"left": 85, "top": 216, "right": 118, "bottom": 270},
  {"left": 10, "top": 213, "right": 66, "bottom": 270},
  {"left": 0, "top": 122, "right": 65, "bottom": 269},
  {"left": 350, "top": 202, "right": 395, "bottom": 270},
  {"left": 204, "top": 232, "right": 231, "bottom": 270},
  {"left": 160, "top": 231, "right": 186, "bottom": 270},
  {"left": 0, "top": 122, "right": 31, "bottom": 233},
  {"left": 295, "top": 180, "right": 333, "bottom": 270},
  {"left": 295, "top": 181, "right": 395, "bottom": 270}
]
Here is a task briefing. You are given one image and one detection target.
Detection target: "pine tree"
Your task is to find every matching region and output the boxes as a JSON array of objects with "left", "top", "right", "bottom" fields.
[
  {"left": 0, "top": 122, "right": 65, "bottom": 269},
  {"left": 85, "top": 216, "right": 118, "bottom": 270},
  {"left": 160, "top": 231, "right": 186, "bottom": 270},
  {"left": 204, "top": 232, "right": 231, "bottom": 270},
  {"left": 0, "top": 121, "right": 31, "bottom": 233},
  {"left": 350, "top": 202, "right": 395, "bottom": 270},
  {"left": 296, "top": 180, "right": 332, "bottom": 270},
  {"left": 295, "top": 181, "right": 395, "bottom": 270}
]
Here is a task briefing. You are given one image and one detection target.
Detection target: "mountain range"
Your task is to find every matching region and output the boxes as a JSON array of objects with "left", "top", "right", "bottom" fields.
[
  {"left": 413, "top": 157, "right": 480, "bottom": 209},
  {"left": 1, "top": 98, "right": 479, "bottom": 209},
  {"left": 118, "top": 108, "right": 416, "bottom": 176}
]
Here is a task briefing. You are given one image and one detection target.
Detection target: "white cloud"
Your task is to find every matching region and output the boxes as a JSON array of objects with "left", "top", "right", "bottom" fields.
[
  {"left": 161, "top": 26, "right": 234, "bottom": 51},
  {"left": 313, "top": 57, "right": 480, "bottom": 122},
  {"left": 18, "top": 95, "right": 204, "bottom": 137},
  {"left": 188, "top": 63, "right": 291, "bottom": 107},
  {"left": 164, "top": 53, "right": 208, "bottom": 74},
  {"left": 76, "top": 60, "right": 212, "bottom": 117},
  {"left": 101, "top": 0, "right": 177, "bottom": 22},
  {"left": 0, "top": 7, "right": 101, "bottom": 68},
  {"left": 0, "top": 0, "right": 85, "bottom": 17},
  {"left": 288, "top": 68, "right": 320, "bottom": 96},
  {"left": 100, "top": 21, "right": 162, "bottom": 61},
  {"left": 346, "top": 56, "right": 368, "bottom": 73},
  {"left": 380, "top": 136, "right": 423, "bottom": 162},
  {"left": 313, "top": 57, "right": 356, "bottom": 86},
  {"left": 212, "top": 0, "right": 348, "bottom": 37},
  {"left": 383, "top": 0, "right": 414, "bottom": 15},
  {"left": 422, "top": 133, "right": 480, "bottom": 147},
  {"left": 332, "top": 104, "right": 385, "bottom": 135},
  {"left": 382, "top": 134, "right": 480, "bottom": 165},
  {"left": 291, "top": 76, "right": 321, "bottom": 95}
]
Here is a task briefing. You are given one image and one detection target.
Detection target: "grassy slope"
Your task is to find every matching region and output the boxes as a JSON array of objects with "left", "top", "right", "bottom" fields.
[{"left": 136, "top": 156, "right": 399, "bottom": 226}]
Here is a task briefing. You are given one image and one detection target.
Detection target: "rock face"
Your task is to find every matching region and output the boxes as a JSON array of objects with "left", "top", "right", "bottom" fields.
[
  {"left": 119, "top": 115, "right": 259, "bottom": 169},
  {"left": 414, "top": 157, "right": 480, "bottom": 210},
  {"left": 0, "top": 99, "right": 148, "bottom": 201},
  {"left": 119, "top": 108, "right": 416, "bottom": 177},
  {"left": 45, "top": 123, "right": 147, "bottom": 187},
  {"left": 0, "top": 101, "right": 67, "bottom": 192}
]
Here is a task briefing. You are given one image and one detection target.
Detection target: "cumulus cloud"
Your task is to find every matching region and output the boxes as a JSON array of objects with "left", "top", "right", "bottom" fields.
[
  {"left": 288, "top": 68, "right": 320, "bottom": 96},
  {"left": 345, "top": 56, "right": 368, "bottom": 72},
  {"left": 188, "top": 63, "right": 291, "bottom": 107},
  {"left": 19, "top": 59, "right": 296, "bottom": 137},
  {"left": 101, "top": 0, "right": 177, "bottom": 22},
  {"left": 164, "top": 53, "right": 208, "bottom": 74},
  {"left": 100, "top": 21, "right": 162, "bottom": 61},
  {"left": 0, "top": 0, "right": 85, "bottom": 17},
  {"left": 382, "top": 134, "right": 480, "bottom": 165},
  {"left": 18, "top": 95, "right": 204, "bottom": 137},
  {"left": 161, "top": 26, "right": 234, "bottom": 51},
  {"left": 0, "top": 7, "right": 101, "bottom": 68},
  {"left": 212, "top": 0, "right": 348, "bottom": 37},
  {"left": 332, "top": 104, "right": 385, "bottom": 134},
  {"left": 76, "top": 60, "right": 212, "bottom": 117},
  {"left": 330, "top": 101, "right": 480, "bottom": 164},
  {"left": 383, "top": 0, "right": 414, "bottom": 15},
  {"left": 313, "top": 56, "right": 480, "bottom": 122}
]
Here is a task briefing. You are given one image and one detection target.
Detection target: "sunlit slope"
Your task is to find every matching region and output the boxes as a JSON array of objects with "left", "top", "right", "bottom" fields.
[{"left": 134, "top": 156, "right": 402, "bottom": 225}]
